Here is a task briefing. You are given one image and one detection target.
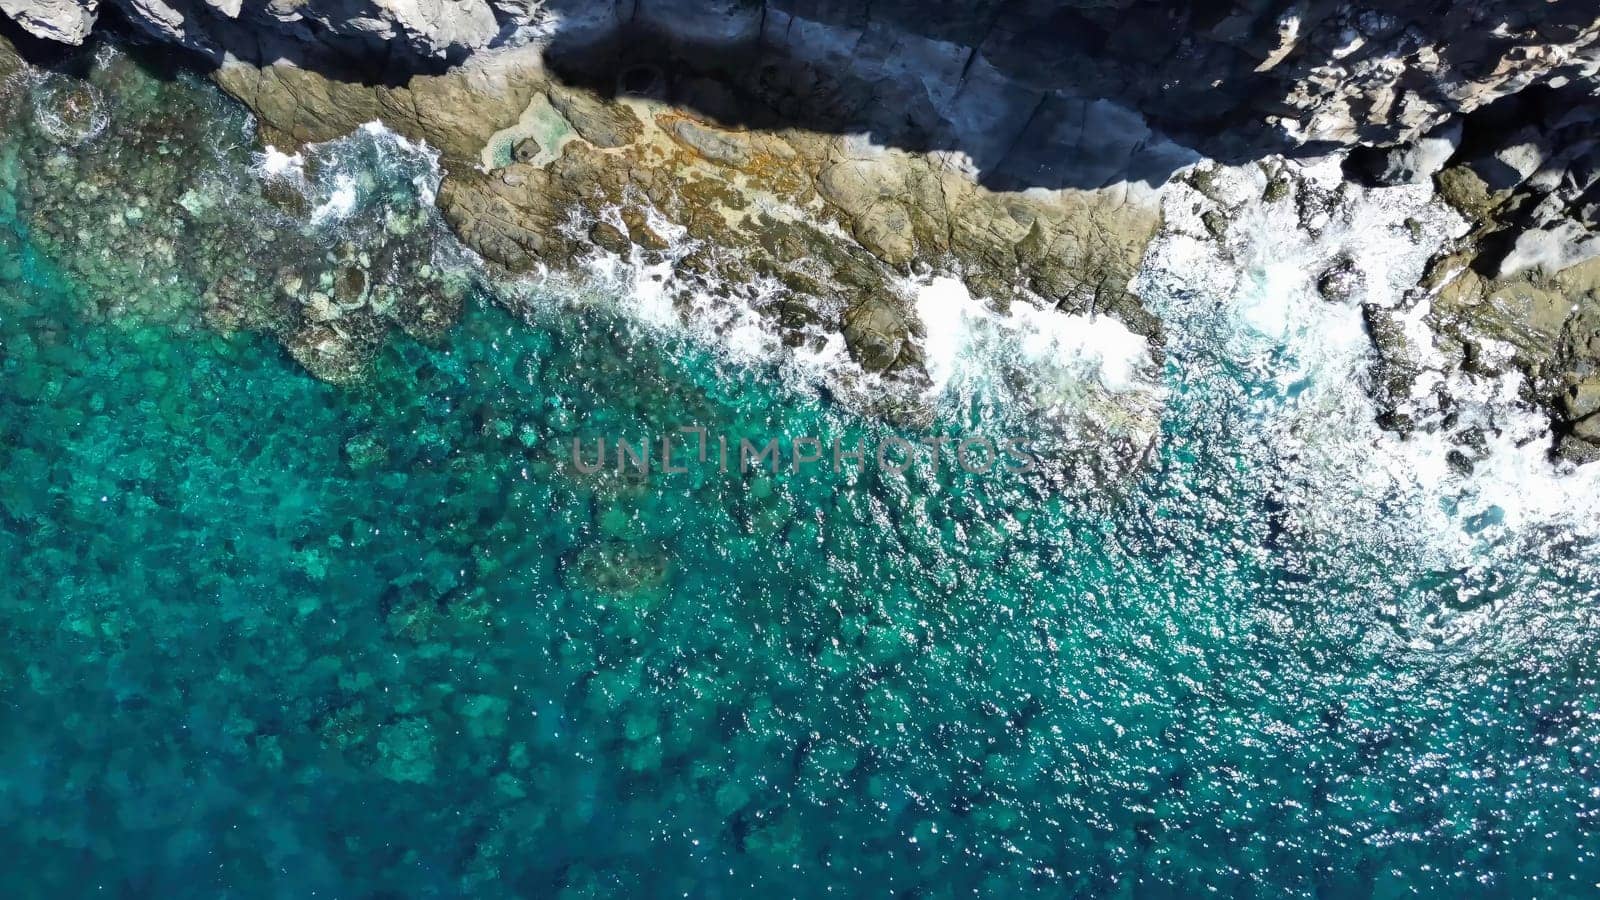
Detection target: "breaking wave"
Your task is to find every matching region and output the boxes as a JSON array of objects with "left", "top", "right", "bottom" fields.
[{"left": 1136, "top": 154, "right": 1600, "bottom": 646}]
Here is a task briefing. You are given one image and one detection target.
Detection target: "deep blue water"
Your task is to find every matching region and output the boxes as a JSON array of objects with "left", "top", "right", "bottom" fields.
[{"left": 1, "top": 44, "right": 1598, "bottom": 899}]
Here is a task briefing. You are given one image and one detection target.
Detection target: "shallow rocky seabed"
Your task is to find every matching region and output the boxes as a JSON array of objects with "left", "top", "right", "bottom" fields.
[{"left": 2, "top": 47, "right": 1600, "bottom": 899}]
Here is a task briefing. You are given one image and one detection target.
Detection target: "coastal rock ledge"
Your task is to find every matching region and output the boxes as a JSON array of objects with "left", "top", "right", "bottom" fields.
[{"left": 5, "top": 0, "right": 1600, "bottom": 462}]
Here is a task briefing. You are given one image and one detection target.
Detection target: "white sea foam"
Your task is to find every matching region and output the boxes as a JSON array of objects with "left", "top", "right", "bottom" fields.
[
  {"left": 310, "top": 175, "right": 359, "bottom": 224},
  {"left": 911, "top": 275, "right": 978, "bottom": 394},
  {"left": 255, "top": 145, "right": 305, "bottom": 179},
  {"left": 908, "top": 274, "right": 1158, "bottom": 403},
  {"left": 1135, "top": 155, "right": 1600, "bottom": 579},
  {"left": 27, "top": 75, "right": 109, "bottom": 147},
  {"left": 256, "top": 118, "right": 1600, "bottom": 565},
  {"left": 252, "top": 122, "right": 446, "bottom": 232},
  {"left": 513, "top": 194, "right": 865, "bottom": 398},
  {"left": 364, "top": 122, "right": 442, "bottom": 208}
]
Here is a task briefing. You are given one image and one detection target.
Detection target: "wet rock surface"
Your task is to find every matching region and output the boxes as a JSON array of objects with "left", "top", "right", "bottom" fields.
[
  {"left": 1360, "top": 84, "right": 1600, "bottom": 464},
  {"left": 214, "top": 48, "right": 1164, "bottom": 426},
  {"left": 1392, "top": 251, "right": 1600, "bottom": 465}
]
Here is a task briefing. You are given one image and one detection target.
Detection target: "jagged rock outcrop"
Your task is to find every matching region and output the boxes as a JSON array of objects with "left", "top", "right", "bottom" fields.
[
  {"left": 0, "top": 0, "right": 93, "bottom": 43},
  {"left": 5, "top": 1, "right": 1599, "bottom": 179},
  {"left": 1364, "top": 83, "right": 1600, "bottom": 464},
  {"left": 6, "top": 0, "right": 1600, "bottom": 462},
  {"left": 9, "top": 0, "right": 1599, "bottom": 284}
]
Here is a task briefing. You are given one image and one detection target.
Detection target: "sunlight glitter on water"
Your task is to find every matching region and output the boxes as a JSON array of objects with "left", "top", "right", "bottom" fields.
[{"left": 3, "top": 41, "right": 1599, "bottom": 898}]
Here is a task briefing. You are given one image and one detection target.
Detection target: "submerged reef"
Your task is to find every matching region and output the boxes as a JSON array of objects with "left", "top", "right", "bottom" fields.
[{"left": 0, "top": 39, "right": 473, "bottom": 382}]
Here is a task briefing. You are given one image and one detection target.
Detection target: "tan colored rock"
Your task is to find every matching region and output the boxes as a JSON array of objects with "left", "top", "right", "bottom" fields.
[
  {"left": 1575, "top": 414, "right": 1600, "bottom": 442},
  {"left": 619, "top": 208, "right": 669, "bottom": 252},
  {"left": 547, "top": 83, "right": 641, "bottom": 149},
  {"left": 588, "top": 220, "right": 629, "bottom": 255},
  {"left": 215, "top": 51, "right": 541, "bottom": 164},
  {"left": 661, "top": 116, "right": 750, "bottom": 166},
  {"left": 1563, "top": 378, "right": 1600, "bottom": 421},
  {"left": 211, "top": 48, "right": 1163, "bottom": 412},
  {"left": 842, "top": 298, "right": 915, "bottom": 374}
]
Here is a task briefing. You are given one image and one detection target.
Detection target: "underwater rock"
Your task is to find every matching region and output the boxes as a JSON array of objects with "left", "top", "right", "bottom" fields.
[
  {"left": 374, "top": 716, "right": 438, "bottom": 784},
  {"left": 29, "top": 75, "right": 106, "bottom": 146},
  {"left": 1, "top": 43, "right": 477, "bottom": 386},
  {"left": 333, "top": 264, "right": 368, "bottom": 305},
  {"left": 283, "top": 324, "right": 370, "bottom": 383},
  {"left": 565, "top": 540, "right": 672, "bottom": 607},
  {"left": 1316, "top": 256, "right": 1366, "bottom": 303},
  {"left": 343, "top": 432, "right": 389, "bottom": 469}
]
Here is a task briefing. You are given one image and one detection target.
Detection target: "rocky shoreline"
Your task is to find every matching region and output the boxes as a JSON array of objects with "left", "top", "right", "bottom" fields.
[
  {"left": 3, "top": 1, "right": 1600, "bottom": 464},
  {"left": 210, "top": 41, "right": 1172, "bottom": 429}
]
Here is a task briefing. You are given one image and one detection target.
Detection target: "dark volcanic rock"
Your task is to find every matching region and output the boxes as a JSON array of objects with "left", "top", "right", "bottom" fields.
[
  {"left": 1317, "top": 256, "right": 1366, "bottom": 303},
  {"left": 3, "top": 1, "right": 1597, "bottom": 194},
  {"left": 1346, "top": 121, "right": 1461, "bottom": 187}
]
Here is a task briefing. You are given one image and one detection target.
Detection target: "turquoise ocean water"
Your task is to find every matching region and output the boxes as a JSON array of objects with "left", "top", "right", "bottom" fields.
[{"left": 1, "top": 46, "right": 1598, "bottom": 898}]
